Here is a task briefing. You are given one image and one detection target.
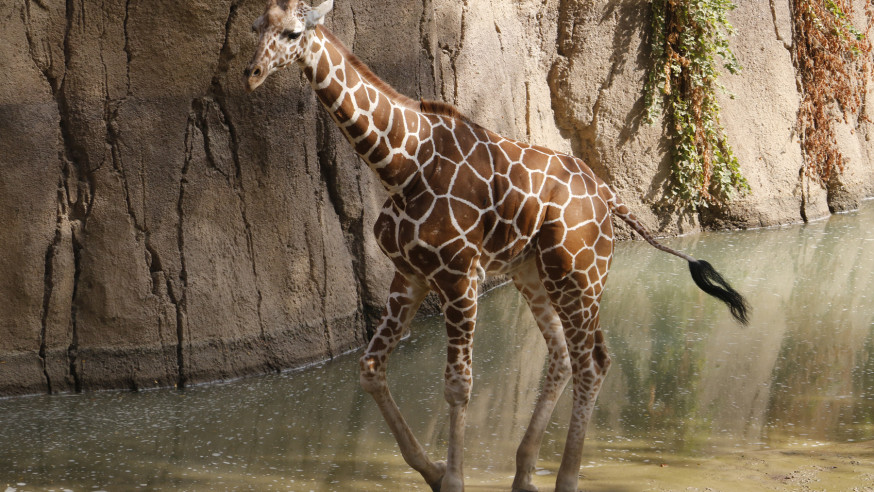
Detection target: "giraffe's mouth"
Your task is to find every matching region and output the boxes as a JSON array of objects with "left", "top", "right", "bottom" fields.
[{"left": 243, "top": 65, "right": 266, "bottom": 92}]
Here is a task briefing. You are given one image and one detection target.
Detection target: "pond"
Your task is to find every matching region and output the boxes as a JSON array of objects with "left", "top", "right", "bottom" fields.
[{"left": 2, "top": 202, "right": 873, "bottom": 491}]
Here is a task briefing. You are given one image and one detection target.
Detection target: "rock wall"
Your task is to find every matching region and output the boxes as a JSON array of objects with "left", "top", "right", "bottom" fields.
[{"left": 1, "top": 0, "right": 871, "bottom": 396}]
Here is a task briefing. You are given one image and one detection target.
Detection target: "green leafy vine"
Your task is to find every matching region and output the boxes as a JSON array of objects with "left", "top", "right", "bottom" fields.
[{"left": 644, "top": 0, "right": 749, "bottom": 211}]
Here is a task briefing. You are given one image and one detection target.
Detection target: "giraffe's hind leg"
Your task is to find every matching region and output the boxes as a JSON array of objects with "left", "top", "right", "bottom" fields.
[
  {"left": 511, "top": 261, "right": 572, "bottom": 492},
  {"left": 542, "top": 271, "right": 611, "bottom": 492},
  {"left": 533, "top": 199, "right": 614, "bottom": 491},
  {"left": 359, "top": 272, "right": 446, "bottom": 488}
]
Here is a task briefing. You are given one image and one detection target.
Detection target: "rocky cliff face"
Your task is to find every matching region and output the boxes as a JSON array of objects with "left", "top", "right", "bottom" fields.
[{"left": 1, "top": 0, "right": 871, "bottom": 396}]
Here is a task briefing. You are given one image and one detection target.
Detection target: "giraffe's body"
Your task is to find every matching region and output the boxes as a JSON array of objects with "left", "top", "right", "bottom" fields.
[{"left": 245, "top": 2, "right": 748, "bottom": 490}]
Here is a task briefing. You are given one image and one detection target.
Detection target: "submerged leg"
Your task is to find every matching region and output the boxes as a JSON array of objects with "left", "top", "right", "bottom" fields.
[
  {"left": 359, "top": 272, "right": 446, "bottom": 489},
  {"left": 436, "top": 276, "right": 479, "bottom": 492},
  {"left": 511, "top": 262, "right": 572, "bottom": 492}
]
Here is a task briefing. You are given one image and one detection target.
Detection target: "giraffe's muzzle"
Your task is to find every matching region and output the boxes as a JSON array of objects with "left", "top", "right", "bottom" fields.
[{"left": 243, "top": 65, "right": 265, "bottom": 92}]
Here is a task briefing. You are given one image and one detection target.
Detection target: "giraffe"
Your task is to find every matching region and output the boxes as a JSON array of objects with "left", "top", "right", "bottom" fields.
[{"left": 244, "top": 1, "right": 749, "bottom": 490}]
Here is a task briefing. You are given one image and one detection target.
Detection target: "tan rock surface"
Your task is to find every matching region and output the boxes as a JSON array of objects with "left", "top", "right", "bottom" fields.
[{"left": 1, "top": 0, "right": 871, "bottom": 395}]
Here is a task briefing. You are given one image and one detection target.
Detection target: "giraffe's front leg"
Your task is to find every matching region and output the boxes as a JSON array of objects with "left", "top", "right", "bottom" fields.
[
  {"left": 359, "top": 272, "right": 446, "bottom": 489},
  {"left": 436, "top": 276, "right": 479, "bottom": 492}
]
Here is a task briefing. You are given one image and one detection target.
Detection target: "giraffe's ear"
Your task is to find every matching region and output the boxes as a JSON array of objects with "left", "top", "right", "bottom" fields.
[{"left": 305, "top": 0, "right": 333, "bottom": 27}]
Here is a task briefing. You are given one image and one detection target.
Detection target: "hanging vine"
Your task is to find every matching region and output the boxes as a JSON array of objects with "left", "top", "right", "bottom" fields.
[
  {"left": 644, "top": 0, "right": 749, "bottom": 211},
  {"left": 791, "top": 0, "right": 872, "bottom": 185}
]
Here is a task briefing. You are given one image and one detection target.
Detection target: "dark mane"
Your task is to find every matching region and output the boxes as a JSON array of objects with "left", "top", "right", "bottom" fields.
[
  {"left": 419, "top": 99, "right": 469, "bottom": 121},
  {"left": 319, "top": 26, "right": 480, "bottom": 127}
]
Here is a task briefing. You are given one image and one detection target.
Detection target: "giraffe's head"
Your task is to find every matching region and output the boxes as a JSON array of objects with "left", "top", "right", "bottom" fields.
[{"left": 244, "top": 0, "right": 333, "bottom": 92}]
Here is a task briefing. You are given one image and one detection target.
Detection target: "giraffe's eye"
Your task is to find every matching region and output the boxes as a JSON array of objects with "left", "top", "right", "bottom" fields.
[{"left": 282, "top": 29, "right": 302, "bottom": 40}]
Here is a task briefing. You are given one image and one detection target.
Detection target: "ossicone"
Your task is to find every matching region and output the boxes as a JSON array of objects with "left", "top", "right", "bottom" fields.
[{"left": 306, "top": 0, "right": 333, "bottom": 27}]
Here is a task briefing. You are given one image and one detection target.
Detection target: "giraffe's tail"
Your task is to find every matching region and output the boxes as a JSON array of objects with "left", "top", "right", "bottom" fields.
[
  {"left": 605, "top": 190, "right": 750, "bottom": 325},
  {"left": 687, "top": 259, "right": 750, "bottom": 325}
]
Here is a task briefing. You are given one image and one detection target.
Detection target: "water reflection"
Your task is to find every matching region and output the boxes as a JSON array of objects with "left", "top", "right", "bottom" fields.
[
  {"left": 599, "top": 205, "right": 874, "bottom": 458},
  {"left": 1, "top": 203, "right": 873, "bottom": 490}
]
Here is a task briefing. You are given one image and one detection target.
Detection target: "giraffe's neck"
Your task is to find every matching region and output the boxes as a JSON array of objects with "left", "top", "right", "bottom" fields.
[{"left": 299, "top": 26, "right": 425, "bottom": 194}]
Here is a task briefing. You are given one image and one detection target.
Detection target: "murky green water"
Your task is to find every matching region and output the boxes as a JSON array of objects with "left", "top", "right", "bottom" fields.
[{"left": 2, "top": 202, "right": 873, "bottom": 491}]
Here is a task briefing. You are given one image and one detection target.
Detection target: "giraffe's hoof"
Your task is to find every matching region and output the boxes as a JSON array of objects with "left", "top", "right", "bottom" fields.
[
  {"left": 427, "top": 460, "right": 447, "bottom": 492},
  {"left": 511, "top": 485, "right": 539, "bottom": 492},
  {"left": 511, "top": 473, "right": 539, "bottom": 492}
]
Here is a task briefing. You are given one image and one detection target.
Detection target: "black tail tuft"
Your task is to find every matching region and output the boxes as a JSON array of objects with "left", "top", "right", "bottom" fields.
[{"left": 688, "top": 259, "right": 750, "bottom": 325}]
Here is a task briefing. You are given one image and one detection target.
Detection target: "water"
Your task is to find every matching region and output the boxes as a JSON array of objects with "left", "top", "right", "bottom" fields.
[{"left": 2, "top": 202, "right": 873, "bottom": 491}]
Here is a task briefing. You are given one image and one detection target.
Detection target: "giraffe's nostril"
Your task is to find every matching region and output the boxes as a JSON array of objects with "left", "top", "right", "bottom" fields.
[{"left": 253, "top": 67, "right": 262, "bottom": 77}]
